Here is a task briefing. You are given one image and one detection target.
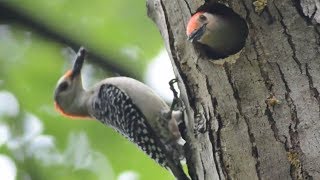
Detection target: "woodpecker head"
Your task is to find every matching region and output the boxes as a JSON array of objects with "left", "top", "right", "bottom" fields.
[
  {"left": 186, "top": 3, "right": 248, "bottom": 58},
  {"left": 54, "top": 47, "right": 89, "bottom": 118},
  {"left": 186, "top": 11, "right": 211, "bottom": 43}
]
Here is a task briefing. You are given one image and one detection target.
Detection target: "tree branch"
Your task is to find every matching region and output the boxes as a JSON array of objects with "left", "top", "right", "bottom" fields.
[{"left": 0, "top": 2, "right": 139, "bottom": 79}]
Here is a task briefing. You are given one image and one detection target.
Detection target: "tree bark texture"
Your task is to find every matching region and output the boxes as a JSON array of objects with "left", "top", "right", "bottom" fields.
[{"left": 147, "top": 0, "right": 320, "bottom": 179}]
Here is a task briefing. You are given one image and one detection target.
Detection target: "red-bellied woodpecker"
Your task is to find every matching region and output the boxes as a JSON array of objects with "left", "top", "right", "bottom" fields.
[
  {"left": 54, "top": 47, "right": 189, "bottom": 180},
  {"left": 186, "top": 3, "right": 248, "bottom": 58}
]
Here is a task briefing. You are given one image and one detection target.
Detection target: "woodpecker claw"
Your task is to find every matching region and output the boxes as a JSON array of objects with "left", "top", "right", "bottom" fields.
[
  {"left": 169, "top": 79, "right": 184, "bottom": 112},
  {"left": 169, "top": 79, "right": 179, "bottom": 99}
]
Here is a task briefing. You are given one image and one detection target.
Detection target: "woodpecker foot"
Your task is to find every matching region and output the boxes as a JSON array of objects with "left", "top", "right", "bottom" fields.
[
  {"left": 169, "top": 79, "right": 185, "bottom": 112},
  {"left": 169, "top": 79, "right": 179, "bottom": 99},
  {"left": 159, "top": 109, "right": 185, "bottom": 146}
]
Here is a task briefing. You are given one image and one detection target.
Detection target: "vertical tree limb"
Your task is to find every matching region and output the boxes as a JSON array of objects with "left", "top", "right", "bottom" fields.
[{"left": 147, "top": 0, "right": 320, "bottom": 179}]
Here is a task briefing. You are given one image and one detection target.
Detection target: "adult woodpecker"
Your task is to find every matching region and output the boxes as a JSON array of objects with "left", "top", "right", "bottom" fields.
[
  {"left": 186, "top": 3, "right": 248, "bottom": 59},
  {"left": 54, "top": 47, "right": 189, "bottom": 180}
]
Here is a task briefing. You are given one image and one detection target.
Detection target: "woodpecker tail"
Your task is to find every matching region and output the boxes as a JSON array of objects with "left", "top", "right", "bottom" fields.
[
  {"left": 163, "top": 133, "right": 189, "bottom": 180},
  {"left": 168, "top": 161, "right": 190, "bottom": 180}
]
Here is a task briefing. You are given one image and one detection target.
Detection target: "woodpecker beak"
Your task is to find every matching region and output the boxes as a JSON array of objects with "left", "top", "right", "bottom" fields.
[
  {"left": 188, "top": 23, "right": 207, "bottom": 42},
  {"left": 71, "top": 47, "right": 86, "bottom": 79}
]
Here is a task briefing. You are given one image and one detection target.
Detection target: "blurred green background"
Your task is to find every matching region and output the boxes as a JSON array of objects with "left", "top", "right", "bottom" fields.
[{"left": 0, "top": 0, "right": 175, "bottom": 179}]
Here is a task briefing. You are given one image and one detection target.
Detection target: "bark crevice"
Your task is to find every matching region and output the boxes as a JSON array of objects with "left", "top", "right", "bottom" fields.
[
  {"left": 305, "top": 63, "right": 320, "bottom": 114},
  {"left": 264, "top": 107, "right": 286, "bottom": 144},
  {"left": 224, "top": 63, "right": 262, "bottom": 180},
  {"left": 200, "top": 156, "right": 207, "bottom": 178},
  {"left": 206, "top": 78, "right": 224, "bottom": 180},
  {"left": 208, "top": 129, "right": 222, "bottom": 180},
  {"left": 215, "top": 113, "right": 229, "bottom": 180},
  {"left": 273, "top": 2, "right": 303, "bottom": 74},
  {"left": 182, "top": 0, "right": 192, "bottom": 14},
  {"left": 276, "top": 63, "right": 313, "bottom": 179}
]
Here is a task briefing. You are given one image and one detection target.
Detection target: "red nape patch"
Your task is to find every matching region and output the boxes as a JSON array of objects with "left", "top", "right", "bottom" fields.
[
  {"left": 54, "top": 101, "right": 91, "bottom": 120},
  {"left": 64, "top": 70, "right": 73, "bottom": 78},
  {"left": 186, "top": 12, "right": 204, "bottom": 36}
]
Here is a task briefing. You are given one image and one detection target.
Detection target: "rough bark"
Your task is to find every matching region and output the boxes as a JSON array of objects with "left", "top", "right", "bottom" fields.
[{"left": 147, "top": 0, "right": 320, "bottom": 179}]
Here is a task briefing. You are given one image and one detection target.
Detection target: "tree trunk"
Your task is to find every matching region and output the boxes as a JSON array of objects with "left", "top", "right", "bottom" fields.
[{"left": 147, "top": 0, "right": 320, "bottom": 179}]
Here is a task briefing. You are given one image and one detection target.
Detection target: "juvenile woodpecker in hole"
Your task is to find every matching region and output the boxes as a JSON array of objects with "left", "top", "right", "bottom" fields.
[
  {"left": 186, "top": 3, "right": 248, "bottom": 59},
  {"left": 54, "top": 47, "right": 189, "bottom": 180}
]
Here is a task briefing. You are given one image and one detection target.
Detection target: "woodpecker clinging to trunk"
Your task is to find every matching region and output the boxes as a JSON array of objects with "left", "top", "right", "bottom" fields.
[
  {"left": 54, "top": 47, "right": 189, "bottom": 180},
  {"left": 186, "top": 3, "right": 248, "bottom": 59}
]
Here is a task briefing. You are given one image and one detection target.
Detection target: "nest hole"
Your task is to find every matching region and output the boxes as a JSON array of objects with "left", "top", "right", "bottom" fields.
[{"left": 192, "top": 2, "right": 249, "bottom": 60}]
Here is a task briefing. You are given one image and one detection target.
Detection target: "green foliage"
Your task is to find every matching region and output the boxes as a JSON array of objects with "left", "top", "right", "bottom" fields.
[
  {"left": 9, "top": 0, "right": 163, "bottom": 78},
  {"left": 0, "top": 0, "right": 173, "bottom": 179}
]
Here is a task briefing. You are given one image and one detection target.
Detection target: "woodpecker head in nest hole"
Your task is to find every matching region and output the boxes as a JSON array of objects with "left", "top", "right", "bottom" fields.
[{"left": 186, "top": 3, "right": 248, "bottom": 59}]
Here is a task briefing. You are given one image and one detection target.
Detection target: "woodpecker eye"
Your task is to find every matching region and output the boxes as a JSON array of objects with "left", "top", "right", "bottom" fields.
[
  {"left": 199, "top": 14, "right": 207, "bottom": 21},
  {"left": 58, "top": 81, "right": 69, "bottom": 91}
]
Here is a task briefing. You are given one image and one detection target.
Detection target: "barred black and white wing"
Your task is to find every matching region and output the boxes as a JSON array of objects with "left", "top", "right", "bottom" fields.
[{"left": 92, "top": 84, "right": 169, "bottom": 165}]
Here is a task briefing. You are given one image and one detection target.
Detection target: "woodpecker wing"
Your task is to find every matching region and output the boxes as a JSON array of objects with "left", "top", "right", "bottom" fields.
[
  {"left": 93, "top": 77, "right": 177, "bottom": 142},
  {"left": 91, "top": 83, "right": 169, "bottom": 164},
  {"left": 86, "top": 77, "right": 188, "bottom": 179}
]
